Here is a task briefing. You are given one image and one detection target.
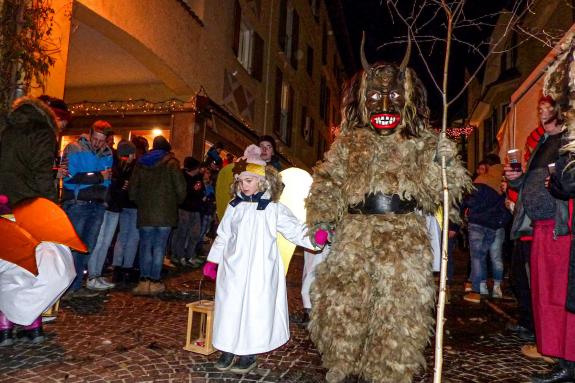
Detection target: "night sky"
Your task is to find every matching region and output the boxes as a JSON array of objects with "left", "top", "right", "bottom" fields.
[{"left": 341, "top": 0, "right": 511, "bottom": 123}]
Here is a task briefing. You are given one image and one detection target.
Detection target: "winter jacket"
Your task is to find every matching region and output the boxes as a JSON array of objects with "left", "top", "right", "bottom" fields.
[
  {"left": 462, "top": 184, "right": 511, "bottom": 230},
  {"left": 508, "top": 132, "right": 569, "bottom": 240},
  {"left": 107, "top": 155, "right": 137, "bottom": 212},
  {"left": 462, "top": 164, "right": 511, "bottom": 230},
  {"left": 61, "top": 134, "right": 113, "bottom": 202},
  {"left": 179, "top": 172, "right": 204, "bottom": 212},
  {"left": 129, "top": 150, "right": 186, "bottom": 227},
  {"left": 0, "top": 98, "right": 59, "bottom": 206}
]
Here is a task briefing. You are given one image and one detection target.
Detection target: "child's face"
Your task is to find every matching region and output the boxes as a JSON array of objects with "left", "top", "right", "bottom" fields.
[{"left": 239, "top": 175, "right": 259, "bottom": 196}]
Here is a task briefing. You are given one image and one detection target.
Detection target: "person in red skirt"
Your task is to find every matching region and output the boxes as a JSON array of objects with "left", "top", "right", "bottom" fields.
[{"left": 505, "top": 95, "right": 575, "bottom": 383}]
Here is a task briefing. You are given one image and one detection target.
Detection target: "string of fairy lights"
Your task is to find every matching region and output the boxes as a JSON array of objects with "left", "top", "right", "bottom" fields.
[
  {"left": 68, "top": 98, "right": 191, "bottom": 116},
  {"left": 434, "top": 125, "right": 476, "bottom": 140}
]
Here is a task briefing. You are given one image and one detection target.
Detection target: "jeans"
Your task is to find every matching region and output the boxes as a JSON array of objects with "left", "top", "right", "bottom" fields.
[
  {"left": 139, "top": 226, "right": 171, "bottom": 280},
  {"left": 171, "top": 209, "right": 202, "bottom": 260},
  {"left": 62, "top": 200, "right": 106, "bottom": 290},
  {"left": 199, "top": 214, "right": 213, "bottom": 242},
  {"left": 112, "top": 208, "right": 139, "bottom": 268},
  {"left": 88, "top": 210, "right": 119, "bottom": 278},
  {"left": 469, "top": 223, "right": 505, "bottom": 292}
]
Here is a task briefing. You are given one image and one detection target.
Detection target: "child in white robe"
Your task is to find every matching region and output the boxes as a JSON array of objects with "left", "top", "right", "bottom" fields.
[{"left": 203, "top": 145, "right": 321, "bottom": 373}]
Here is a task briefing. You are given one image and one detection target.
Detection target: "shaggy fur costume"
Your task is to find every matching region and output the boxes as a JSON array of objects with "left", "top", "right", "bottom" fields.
[{"left": 306, "top": 65, "right": 471, "bottom": 383}]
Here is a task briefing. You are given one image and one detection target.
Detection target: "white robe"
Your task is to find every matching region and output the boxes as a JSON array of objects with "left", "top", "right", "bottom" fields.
[
  {"left": 0, "top": 242, "right": 76, "bottom": 325},
  {"left": 301, "top": 246, "right": 330, "bottom": 309},
  {"left": 208, "top": 200, "right": 314, "bottom": 355}
]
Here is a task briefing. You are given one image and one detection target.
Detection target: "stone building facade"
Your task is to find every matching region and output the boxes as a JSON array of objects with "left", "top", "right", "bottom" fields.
[{"left": 41, "top": 0, "right": 353, "bottom": 169}]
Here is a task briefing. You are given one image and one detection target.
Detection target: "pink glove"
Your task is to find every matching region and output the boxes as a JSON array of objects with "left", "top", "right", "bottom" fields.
[
  {"left": 314, "top": 229, "right": 329, "bottom": 246},
  {"left": 203, "top": 262, "right": 218, "bottom": 280}
]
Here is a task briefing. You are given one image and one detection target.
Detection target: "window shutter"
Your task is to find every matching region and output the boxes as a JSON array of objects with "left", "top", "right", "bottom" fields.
[
  {"left": 232, "top": 0, "right": 241, "bottom": 56},
  {"left": 278, "top": 0, "right": 287, "bottom": 52},
  {"left": 290, "top": 10, "right": 299, "bottom": 69},
  {"left": 252, "top": 32, "right": 264, "bottom": 81},
  {"left": 273, "top": 69, "right": 283, "bottom": 137}
]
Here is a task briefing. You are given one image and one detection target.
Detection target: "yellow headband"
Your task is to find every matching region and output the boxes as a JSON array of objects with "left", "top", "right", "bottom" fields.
[{"left": 245, "top": 163, "right": 266, "bottom": 177}]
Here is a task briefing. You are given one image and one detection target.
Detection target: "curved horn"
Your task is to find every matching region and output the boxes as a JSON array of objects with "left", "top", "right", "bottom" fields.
[
  {"left": 360, "top": 31, "right": 370, "bottom": 71},
  {"left": 400, "top": 30, "right": 412, "bottom": 71}
]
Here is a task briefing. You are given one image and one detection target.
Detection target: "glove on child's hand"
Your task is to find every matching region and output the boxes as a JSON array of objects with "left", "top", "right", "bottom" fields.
[
  {"left": 314, "top": 229, "right": 329, "bottom": 246},
  {"left": 203, "top": 262, "right": 218, "bottom": 280}
]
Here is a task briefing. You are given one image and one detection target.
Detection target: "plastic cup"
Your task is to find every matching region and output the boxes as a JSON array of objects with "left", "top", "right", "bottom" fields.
[
  {"left": 507, "top": 149, "right": 521, "bottom": 171},
  {"left": 548, "top": 163, "right": 556, "bottom": 175}
]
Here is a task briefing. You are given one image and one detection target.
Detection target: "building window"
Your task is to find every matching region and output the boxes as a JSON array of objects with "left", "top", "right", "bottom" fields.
[
  {"left": 317, "top": 134, "right": 326, "bottom": 160},
  {"left": 309, "top": 0, "right": 320, "bottom": 22},
  {"left": 306, "top": 45, "right": 314, "bottom": 77},
  {"left": 279, "top": 3, "right": 299, "bottom": 70},
  {"left": 320, "top": 76, "right": 330, "bottom": 125},
  {"left": 274, "top": 68, "right": 294, "bottom": 146},
  {"left": 301, "top": 106, "right": 314, "bottom": 146},
  {"left": 232, "top": 1, "right": 264, "bottom": 80},
  {"left": 321, "top": 24, "right": 327, "bottom": 65},
  {"left": 278, "top": 0, "right": 287, "bottom": 51}
]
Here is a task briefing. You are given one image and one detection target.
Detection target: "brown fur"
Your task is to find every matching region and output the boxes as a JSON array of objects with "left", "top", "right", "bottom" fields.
[{"left": 306, "top": 65, "right": 471, "bottom": 383}]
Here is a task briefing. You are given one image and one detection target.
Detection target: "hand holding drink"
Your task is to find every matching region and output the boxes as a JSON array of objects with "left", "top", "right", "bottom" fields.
[
  {"left": 504, "top": 148, "right": 522, "bottom": 181},
  {"left": 507, "top": 149, "right": 522, "bottom": 171}
]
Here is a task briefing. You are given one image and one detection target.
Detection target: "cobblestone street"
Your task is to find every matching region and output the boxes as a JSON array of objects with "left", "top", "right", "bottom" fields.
[{"left": 0, "top": 251, "right": 554, "bottom": 383}]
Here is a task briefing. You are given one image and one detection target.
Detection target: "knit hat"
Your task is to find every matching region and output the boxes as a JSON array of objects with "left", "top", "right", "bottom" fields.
[
  {"left": 233, "top": 144, "right": 267, "bottom": 179},
  {"left": 117, "top": 140, "right": 136, "bottom": 157},
  {"left": 184, "top": 156, "right": 200, "bottom": 170},
  {"left": 38, "top": 95, "right": 72, "bottom": 123},
  {"left": 152, "top": 135, "right": 172, "bottom": 152}
]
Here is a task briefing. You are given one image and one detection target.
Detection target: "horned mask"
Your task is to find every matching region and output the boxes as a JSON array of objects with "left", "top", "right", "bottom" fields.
[{"left": 354, "top": 33, "right": 429, "bottom": 139}]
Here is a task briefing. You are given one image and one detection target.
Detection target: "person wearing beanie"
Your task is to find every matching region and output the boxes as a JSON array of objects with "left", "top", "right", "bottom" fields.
[
  {"left": 107, "top": 140, "right": 140, "bottom": 284},
  {"left": 202, "top": 144, "right": 321, "bottom": 374},
  {"left": 129, "top": 136, "right": 186, "bottom": 295},
  {"left": 205, "top": 142, "right": 224, "bottom": 168},
  {"left": 153, "top": 135, "right": 172, "bottom": 152},
  {"left": 86, "top": 139, "right": 138, "bottom": 291}
]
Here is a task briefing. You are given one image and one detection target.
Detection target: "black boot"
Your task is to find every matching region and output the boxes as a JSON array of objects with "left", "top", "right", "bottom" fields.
[
  {"left": 0, "top": 329, "right": 14, "bottom": 347},
  {"left": 214, "top": 351, "right": 235, "bottom": 371},
  {"left": 18, "top": 327, "right": 45, "bottom": 344},
  {"left": 230, "top": 354, "right": 257, "bottom": 374},
  {"left": 112, "top": 267, "right": 124, "bottom": 284},
  {"left": 530, "top": 360, "right": 575, "bottom": 383}
]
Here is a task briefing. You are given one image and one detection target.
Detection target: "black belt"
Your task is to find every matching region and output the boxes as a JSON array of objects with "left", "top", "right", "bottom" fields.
[{"left": 348, "top": 192, "right": 417, "bottom": 214}]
